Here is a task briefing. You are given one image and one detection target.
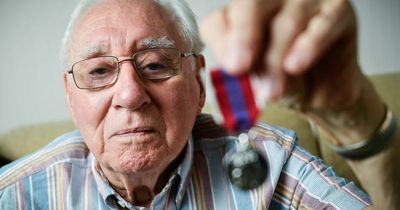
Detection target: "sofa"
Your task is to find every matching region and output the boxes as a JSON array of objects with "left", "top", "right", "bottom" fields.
[{"left": 1, "top": 72, "right": 399, "bottom": 188}]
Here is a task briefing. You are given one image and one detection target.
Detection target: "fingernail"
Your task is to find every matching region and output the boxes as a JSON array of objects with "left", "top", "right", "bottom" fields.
[
  {"left": 284, "top": 51, "right": 307, "bottom": 73},
  {"left": 269, "top": 73, "right": 279, "bottom": 101},
  {"left": 285, "top": 51, "right": 302, "bottom": 73},
  {"left": 264, "top": 76, "right": 273, "bottom": 102},
  {"left": 252, "top": 74, "right": 271, "bottom": 105}
]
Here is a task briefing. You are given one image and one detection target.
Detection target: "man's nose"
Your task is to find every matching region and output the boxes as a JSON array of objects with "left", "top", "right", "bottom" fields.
[{"left": 112, "top": 61, "right": 151, "bottom": 111}]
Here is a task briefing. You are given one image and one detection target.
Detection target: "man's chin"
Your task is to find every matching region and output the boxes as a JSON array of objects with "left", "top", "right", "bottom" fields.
[{"left": 108, "top": 152, "right": 167, "bottom": 175}]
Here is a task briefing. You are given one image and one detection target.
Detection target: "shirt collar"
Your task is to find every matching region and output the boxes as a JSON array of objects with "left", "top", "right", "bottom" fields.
[
  {"left": 90, "top": 135, "right": 194, "bottom": 210},
  {"left": 173, "top": 134, "right": 193, "bottom": 208}
]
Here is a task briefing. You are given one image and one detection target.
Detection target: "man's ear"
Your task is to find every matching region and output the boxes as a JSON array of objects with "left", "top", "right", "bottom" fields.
[
  {"left": 63, "top": 73, "right": 77, "bottom": 124},
  {"left": 195, "top": 55, "right": 206, "bottom": 114}
]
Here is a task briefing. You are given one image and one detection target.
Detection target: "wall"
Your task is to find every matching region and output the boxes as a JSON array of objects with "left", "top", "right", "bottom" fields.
[
  {"left": 0, "top": 0, "right": 77, "bottom": 134},
  {"left": 353, "top": 0, "right": 400, "bottom": 74},
  {"left": 0, "top": 0, "right": 399, "bottom": 133}
]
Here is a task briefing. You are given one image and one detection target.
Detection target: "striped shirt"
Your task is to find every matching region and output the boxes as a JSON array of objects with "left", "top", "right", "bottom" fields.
[{"left": 0, "top": 114, "right": 371, "bottom": 209}]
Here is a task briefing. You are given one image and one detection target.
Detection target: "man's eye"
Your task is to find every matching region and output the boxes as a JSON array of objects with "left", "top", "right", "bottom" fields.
[
  {"left": 89, "top": 68, "right": 111, "bottom": 76},
  {"left": 144, "top": 63, "right": 166, "bottom": 71}
]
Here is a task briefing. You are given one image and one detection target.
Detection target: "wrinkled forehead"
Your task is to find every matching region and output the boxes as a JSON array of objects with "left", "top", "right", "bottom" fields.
[{"left": 68, "top": 0, "right": 185, "bottom": 63}]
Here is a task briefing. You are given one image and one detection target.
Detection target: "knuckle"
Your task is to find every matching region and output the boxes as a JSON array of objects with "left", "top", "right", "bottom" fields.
[
  {"left": 273, "top": 15, "right": 302, "bottom": 34},
  {"left": 295, "top": 0, "right": 312, "bottom": 8},
  {"left": 336, "top": 0, "right": 350, "bottom": 8}
]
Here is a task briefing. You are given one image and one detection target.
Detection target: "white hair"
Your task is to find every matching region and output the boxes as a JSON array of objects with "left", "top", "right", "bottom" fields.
[{"left": 60, "top": 0, "right": 204, "bottom": 67}]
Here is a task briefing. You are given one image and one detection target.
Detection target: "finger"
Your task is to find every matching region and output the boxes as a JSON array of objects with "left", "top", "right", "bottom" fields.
[
  {"left": 284, "top": 0, "right": 356, "bottom": 75},
  {"left": 200, "top": 8, "right": 230, "bottom": 70},
  {"left": 225, "top": 0, "right": 279, "bottom": 74},
  {"left": 265, "top": 0, "right": 320, "bottom": 100},
  {"left": 201, "top": 0, "right": 281, "bottom": 74},
  {"left": 267, "top": 0, "right": 320, "bottom": 72}
]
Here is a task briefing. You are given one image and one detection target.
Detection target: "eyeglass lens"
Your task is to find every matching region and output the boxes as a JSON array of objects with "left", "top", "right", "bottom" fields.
[{"left": 71, "top": 48, "right": 182, "bottom": 89}]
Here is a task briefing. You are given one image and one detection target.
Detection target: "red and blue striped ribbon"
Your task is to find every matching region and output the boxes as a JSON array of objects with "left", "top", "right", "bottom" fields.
[{"left": 210, "top": 68, "right": 259, "bottom": 133}]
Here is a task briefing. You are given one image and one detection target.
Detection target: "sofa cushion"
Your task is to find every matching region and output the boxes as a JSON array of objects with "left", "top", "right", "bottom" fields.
[
  {"left": 0, "top": 120, "right": 75, "bottom": 161},
  {"left": 258, "top": 104, "right": 320, "bottom": 156}
]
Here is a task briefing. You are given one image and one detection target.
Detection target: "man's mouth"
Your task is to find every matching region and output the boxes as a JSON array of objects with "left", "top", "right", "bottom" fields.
[{"left": 110, "top": 127, "right": 156, "bottom": 138}]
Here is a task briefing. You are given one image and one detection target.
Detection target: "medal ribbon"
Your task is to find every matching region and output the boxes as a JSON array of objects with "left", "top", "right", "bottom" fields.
[{"left": 210, "top": 68, "right": 259, "bottom": 133}]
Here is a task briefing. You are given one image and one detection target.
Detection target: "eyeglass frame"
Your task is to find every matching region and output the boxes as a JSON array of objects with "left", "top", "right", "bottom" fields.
[{"left": 67, "top": 48, "right": 197, "bottom": 90}]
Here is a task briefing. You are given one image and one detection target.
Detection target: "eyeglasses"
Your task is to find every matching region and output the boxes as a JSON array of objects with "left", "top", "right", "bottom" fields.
[{"left": 67, "top": 48, "right": 196, "bottom": 89}]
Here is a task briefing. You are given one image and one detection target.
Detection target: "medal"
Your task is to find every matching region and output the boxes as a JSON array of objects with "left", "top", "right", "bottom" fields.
[{"left": 210, "top": 69, "right": 268, "bottom": 189}]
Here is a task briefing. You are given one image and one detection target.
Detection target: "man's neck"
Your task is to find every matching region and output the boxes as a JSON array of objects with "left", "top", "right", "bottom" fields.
[{"left": 99, "top": 151, "right": 185, "bottom": 207}]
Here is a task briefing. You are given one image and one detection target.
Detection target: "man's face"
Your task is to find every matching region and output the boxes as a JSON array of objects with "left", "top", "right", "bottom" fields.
[{"left": 64, "top": 0, "right": 205, "bottom": 175}]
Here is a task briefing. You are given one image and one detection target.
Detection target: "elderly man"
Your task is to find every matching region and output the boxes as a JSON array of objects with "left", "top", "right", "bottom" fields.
[{"left": 0, "top": 0, "right": 399, "bottom": 209}]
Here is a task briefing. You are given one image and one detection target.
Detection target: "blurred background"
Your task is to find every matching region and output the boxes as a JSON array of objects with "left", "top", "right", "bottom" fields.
[{"left": 0, "top": 0, "right": 399, "bottom": 134}]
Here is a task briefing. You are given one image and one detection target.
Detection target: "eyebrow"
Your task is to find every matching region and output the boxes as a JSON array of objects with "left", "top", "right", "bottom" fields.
[
  {"left": 76, "top": 36, "right": 175, "bottom": 60},
  {"left": 78, "top": 43, "right": 110, "bottom": 60},
  {"left": 141, "top": 36, "right": 175, "bottom": 49}
]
